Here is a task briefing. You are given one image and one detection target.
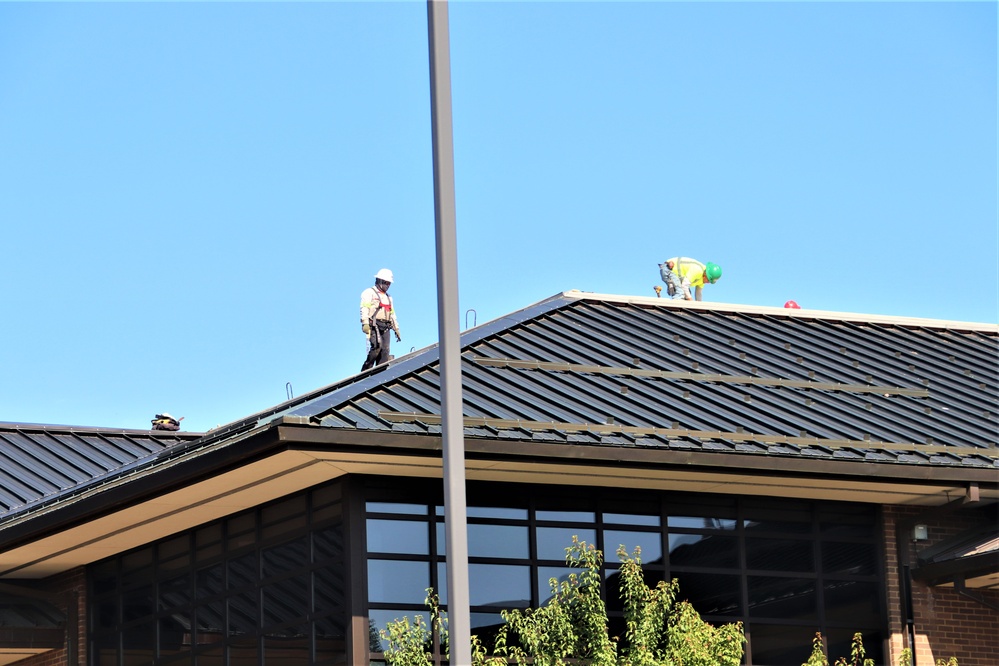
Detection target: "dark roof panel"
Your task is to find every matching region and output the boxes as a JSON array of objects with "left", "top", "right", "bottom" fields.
[
  {"left": 275, "top": 293, "right": 998, "bottom": 468},
  {"left": 0, "top": 423, "right": 202, "bottom": 514},
  {"left": 2, "top": 293, "right": 996, "bottom": 522}
]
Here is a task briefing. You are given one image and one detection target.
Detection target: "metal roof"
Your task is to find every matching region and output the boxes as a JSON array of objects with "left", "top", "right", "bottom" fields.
[
  {"left": 1, "top": 292, "right": 995, "bottom": 524},
  {"left": 0, "top": 423, "right": 202, "bottom": 514},
  {"left": 253, "top": 291, "right": 998, "bottom": 469}
]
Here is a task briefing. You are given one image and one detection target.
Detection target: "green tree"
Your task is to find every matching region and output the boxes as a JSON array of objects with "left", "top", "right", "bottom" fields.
[{"left": 381, "top": 537, "right": 745, "bottom": 666}]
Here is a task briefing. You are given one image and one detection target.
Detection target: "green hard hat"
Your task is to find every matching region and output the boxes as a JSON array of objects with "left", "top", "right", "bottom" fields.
[{"left": 705, "top": 262, "right": 722, "bottom": 283}]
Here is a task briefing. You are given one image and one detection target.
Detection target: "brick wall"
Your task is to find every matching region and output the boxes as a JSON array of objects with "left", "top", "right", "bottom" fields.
[
  {"left": 883, "top": 506, "right": 999, "bottom": 666},
  {"left": 14, "top": 566, "right": 86, "bottom": 666}
]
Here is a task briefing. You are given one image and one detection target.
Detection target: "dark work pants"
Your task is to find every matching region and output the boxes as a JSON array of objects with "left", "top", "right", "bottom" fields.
[{"left": 362, "top": 326, "right": 392, "bottom": 371}]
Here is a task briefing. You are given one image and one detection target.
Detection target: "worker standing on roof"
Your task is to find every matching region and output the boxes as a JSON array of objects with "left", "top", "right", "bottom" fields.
[
  {"left": 360, "top": 268, "right": 402, "bottom": 371},
  {"left": 664, "top": 257, "right": 722, "bottom": 301}
]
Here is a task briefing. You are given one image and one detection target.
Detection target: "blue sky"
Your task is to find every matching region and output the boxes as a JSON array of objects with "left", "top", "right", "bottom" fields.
[{"left": 1, "top": 1, "right": 995, "bottom": 432}]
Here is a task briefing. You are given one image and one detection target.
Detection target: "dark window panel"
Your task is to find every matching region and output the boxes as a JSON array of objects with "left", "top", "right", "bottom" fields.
[
  {"left": 367, "top": 501, "right": 426, "bottom": 515},
  {"left": 746, "top": 538, "right": 815, "bottom": 572},
  {"left": 367, "top": 519, "right": 429, "bottom": 555},
  {"left": 537, "top": 526, "right": 597, "bottom": 560},
  {"left": 228, "top": 590, "right": 259, "bottom": 635},
  {"left": 604, "top": 565, "right": 666, "bottom": 614},
  {"left": 670, "top": 572, "right": 741, "bottom": 616},
  {"left": 312, "top": 483, "right": 342, "bottom": 509},
  {"left": 824, "top": 627, "right": 885, "bottom": 665},
  {"left": 469, "top": 564, "right": 531, "bottom": 607},
  {"left": 668, "top": 516, "right": 737, "bottom": 530},
  {"left": 92, "top": 561, "right": 118, "bottom": 595},
  {"left": 367, "top": 609, "right": 431, "bottom": 653},
  {"left": 262, "top": 574, "right": 310, "bottom": 629},
  {"left": 315, "top": 523, "right": 345, "bottom": 562},
  {"left": 603, "top": 511, "right": 660, "bottom": 527},
  {"left": 368, "top": 560, "right": 430, "bottom": 604},
  {"left": 228, "top": 551, "right": 258, "bottom": 590},
  {"left": 95, "top": 598, "right": 119, "bottom": 630},
  {"left": 262, "top": 536, "right": 309, "bottom": 580},
  {"left": 467, "top": 506, "right": 529, "bottom": 520},
  {"left": 537, "top": 509, "right": 596, "bottom": 523},
  {"left": 195, "top": 597, "right": 225, "bottom": 631},
  {"left": 605, "top": 529, "right": 662, "bottom": 563},
  {"left": 823, "top": 580, "right": 881, "bottom": 627},
  {"left": 314, "top": 611, "right": 348, "bottom": 641},
  {"left": 315, "top": 565, "right": 347, "bottom": 617},
  {"left": 469, "top": 611, "right": 507, "bottom": 653},
  {"left": 822, "top": 542, "right": 877, "bottom": 575},
  {"left": 159, "top": 534, "right": 190, "bottom": 561},
  {"left": 160, "top": 572, "right": 192, "bottom": 611},
  {"left": 469, "top": 523, "right": 529, "bottom": 559},
  {"left": 668, "top": 534, "right": 738, "bottom": 568},
  {"left": 196, "top": 563, "right": 224, "bottom": 600},
  {"left": 747, "top": 576, "right": 817, "bottom": 621},
  {"left": 748, "top": 623, "right": 820, "bottom": 666},
  {"left": 195, "top": 645, "right": 224, "bottom": 666},
  {"left": 313, "top": 500, "right": 343, "bottom": 525},
  {"left": 121, "top": 584, "right": 155, "bottom": 623},
  {"left": 262, "top": 633, "right": 310, "bottom": 664},
  {"left": 121, "top": 618, "right": 155, "bottom": 651},
  {"left": 227, "top": 513, "right": 257, "bottom": 551},
  {"left": 158, "top": 614, "right": 190, "bottom": 655},
  {"left": 532, "top": 490, "right": 596, "bottom": 522}
]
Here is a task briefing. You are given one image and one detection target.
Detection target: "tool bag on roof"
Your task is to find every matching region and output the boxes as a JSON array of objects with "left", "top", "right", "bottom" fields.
[{"left": 151, "top": 413, "right": 182, "bottom": 431}]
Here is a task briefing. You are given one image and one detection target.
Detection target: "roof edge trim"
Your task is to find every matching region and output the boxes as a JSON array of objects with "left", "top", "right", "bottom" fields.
[{"left": 560, "top": 290, "right": 999, "bottom": 333}]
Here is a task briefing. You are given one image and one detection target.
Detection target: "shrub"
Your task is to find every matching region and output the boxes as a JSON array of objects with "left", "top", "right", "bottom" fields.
[{"left": 381, "top": 536, "right": 745, "bottom": 666}]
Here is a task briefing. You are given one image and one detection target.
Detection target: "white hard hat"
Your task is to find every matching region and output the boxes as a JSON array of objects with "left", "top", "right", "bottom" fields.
[{"left": 374, "top": 268, "right": 394, "bottom": 283}]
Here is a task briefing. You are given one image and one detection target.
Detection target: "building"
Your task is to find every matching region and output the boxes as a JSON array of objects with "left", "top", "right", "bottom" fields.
[{"left": 0, "top": 291, "right": 996, "bottom": 666}]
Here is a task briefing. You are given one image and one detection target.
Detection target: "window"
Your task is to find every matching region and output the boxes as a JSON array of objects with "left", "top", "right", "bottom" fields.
[
  {"left": 364, "top": 482, "right": 885, "bottom": 666},
  {"left": 89, "top": 482, "right": 346, "bottom": 666}
]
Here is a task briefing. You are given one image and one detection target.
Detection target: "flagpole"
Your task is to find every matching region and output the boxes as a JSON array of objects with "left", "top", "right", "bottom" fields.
[{"left": 427, "top": 1, "right": 472, "bottom": 663}]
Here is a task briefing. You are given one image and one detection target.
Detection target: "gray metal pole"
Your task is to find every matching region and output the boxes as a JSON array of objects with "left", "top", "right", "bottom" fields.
[{"left": 427, "top": 1, "right": 472, "bottom": 664}]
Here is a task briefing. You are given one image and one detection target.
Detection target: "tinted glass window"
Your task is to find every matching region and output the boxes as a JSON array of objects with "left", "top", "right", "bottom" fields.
[
  {"left": 469, "top": 564, "right": 531, "bottom": 607},
  {"left": 604, "top": 530, "right": 662, "bottom": 562},
  {"left": 668, "top": 516, "right": 737, "bottom": 530},
  {"left": 748, "top": 623, "right": 818, "bottom": 665},
  {"left": 822, "top": 541, "right": 876, "bottom": 575},
  {"left": 367, "top": 519, "right": 429, "bottom": 555},
  {"left": 368, "top": 560, "right": 429, "bottom": 604},
  {"left": 671, "top": 572, "right": 741, "bottom": 615},
  {"left": 823, "top": 580, "right": 881, "bottom": 626},
  {"left": 748, "top": 576, "right": 816, "bottom": 620},
  {"left": 469, "top": 523, "right": 529, "bottom": 559},
  {"left": 746, "top": 538, "right": 814, "bottom": 572},
  {"left": 367, "top": 502, "right": 426, "bottom": 515},
  {"left": 537, "top": 527, "right": 596, "bottom": 560},
  {"left": 603, "top": 512, "right": 660, "bottom": 527},
  {"left": 669, "top": 534, "right": 738, "bottom": 568},
  {"left": 89, "top": 482, "right": 346, "bottom": 665}
]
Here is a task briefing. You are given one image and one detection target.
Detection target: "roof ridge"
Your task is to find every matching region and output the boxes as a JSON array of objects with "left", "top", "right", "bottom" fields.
[{"left": 561, "top": 290, "right": 999, "bottom": 333}]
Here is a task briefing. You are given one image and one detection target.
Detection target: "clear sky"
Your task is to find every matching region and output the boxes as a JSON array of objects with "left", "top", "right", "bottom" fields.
[{"left": 1, "top": 1, "right": 995, "bottom": 432}]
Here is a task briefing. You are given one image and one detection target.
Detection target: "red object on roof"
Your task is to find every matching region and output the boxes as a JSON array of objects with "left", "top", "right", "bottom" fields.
[{"left": 784, "top": 300, "right": 801, "bottom": 309}]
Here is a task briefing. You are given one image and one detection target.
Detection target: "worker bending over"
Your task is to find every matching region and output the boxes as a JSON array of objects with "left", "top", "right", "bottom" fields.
[
  {"left": 360, "top": 268, "right": 401, "bottom": 371},
  {"left": 663, "top": 257, "right": 722, "bottom": 301}
]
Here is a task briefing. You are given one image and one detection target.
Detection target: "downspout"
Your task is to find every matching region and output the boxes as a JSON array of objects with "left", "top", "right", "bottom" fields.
[
  {"left": 66, "top": 589, "right": 78, "bottom": 666},
  {"left": 894, "top": 517, "right": 918, "bottom": 660}
]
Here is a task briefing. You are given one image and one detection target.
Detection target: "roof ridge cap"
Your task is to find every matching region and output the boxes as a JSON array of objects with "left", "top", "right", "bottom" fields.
[{"left": 560, "top": 290, "right": 999, "bottom": 333}]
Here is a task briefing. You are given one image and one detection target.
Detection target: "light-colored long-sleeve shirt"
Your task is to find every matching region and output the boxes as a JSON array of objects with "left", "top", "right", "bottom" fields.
[{"left": 360, "top": 286, "right": 400, "bottom": 335}]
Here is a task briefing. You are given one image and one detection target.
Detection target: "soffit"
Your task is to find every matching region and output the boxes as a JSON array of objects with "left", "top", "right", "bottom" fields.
[{"left": 2, "top": 425, "right": 993, "bottom": 580}]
